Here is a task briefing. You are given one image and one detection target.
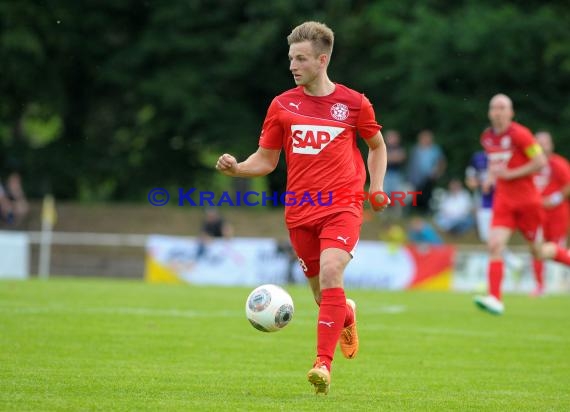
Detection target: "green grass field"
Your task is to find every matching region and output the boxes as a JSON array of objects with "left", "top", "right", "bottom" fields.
[{"left": 1, "top": 278, "right": 569, "bottom": 411}]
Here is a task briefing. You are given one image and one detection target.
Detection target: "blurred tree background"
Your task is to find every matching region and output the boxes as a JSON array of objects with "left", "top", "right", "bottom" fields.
[{"left": 1, "top": 0, "right": 569, "bottom": 201}]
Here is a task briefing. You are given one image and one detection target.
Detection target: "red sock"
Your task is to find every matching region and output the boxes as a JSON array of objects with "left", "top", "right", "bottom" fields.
[
  {"left": 316, "top": 288, "right": 346, "bottom": 371},
  {"left": 344, "top": 301, "right": 355, "bottom": 328},
  {"left": 553, "top": 245, "right": 570, "bottom": 265},
  {"left": 315, "top": 297, "right": 354, "bottom": 328},
  {"left": 532, "top": 258, "right": 544, "bottom": 290},
  {"left": 488, "top": 260, "right": 504, "bottom": 301}
]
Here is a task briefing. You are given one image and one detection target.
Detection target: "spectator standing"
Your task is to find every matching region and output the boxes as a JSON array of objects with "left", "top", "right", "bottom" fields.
[
  {"left": 384, "top": 130, "right": 407, "bottom": 196},
  {"left": 407, "top": 130, "right": 446, "bottom": 214}
]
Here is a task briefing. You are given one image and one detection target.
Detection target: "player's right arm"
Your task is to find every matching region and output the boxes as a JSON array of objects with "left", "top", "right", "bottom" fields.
[
  {"left": 492, "top": 129, "right": 546, "bottom": 180},
  {"left": 216, "top": 148, "right": 280, "bottom": 177},
  {"left": 494, "top": 151, "right": 546, "bottom": 180}
]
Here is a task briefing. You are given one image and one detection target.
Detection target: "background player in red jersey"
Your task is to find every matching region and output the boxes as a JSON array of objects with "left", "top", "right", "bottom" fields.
[
  {"left": 216, "top": 22, "right": 387, "bottom": 394},
  {"left": 474, "top": 94, "right": 547, "bottom": 315},
  {"left": 475, "top": 95, "right": 570, "bottom": 314},
  {"left": 532, "top": 131, "right": 570, "bottom": 296}
]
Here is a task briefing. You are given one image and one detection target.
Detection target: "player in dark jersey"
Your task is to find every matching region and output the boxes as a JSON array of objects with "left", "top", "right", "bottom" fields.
[{"left": 216, "top": 21, "right": 387, "bottom": 394}]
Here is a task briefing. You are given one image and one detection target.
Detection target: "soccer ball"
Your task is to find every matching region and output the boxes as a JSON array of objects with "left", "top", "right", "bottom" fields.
[{"left": 245, "top": 284, "right": 294, "bottom": 332}]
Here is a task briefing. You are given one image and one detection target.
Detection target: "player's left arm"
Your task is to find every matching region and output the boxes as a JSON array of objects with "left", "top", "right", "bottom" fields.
[
  {"left": 357, "top": 95, "right": 388, "bottom": 211},
  {"left": 365, "top": 131, "right": 388, "bottom": 211},
  {"left": 499, "top": 140, "right": 547, "bottom": 180}
]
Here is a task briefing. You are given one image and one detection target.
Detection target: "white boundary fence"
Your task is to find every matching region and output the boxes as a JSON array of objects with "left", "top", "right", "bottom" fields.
[
  {"left": 0, "top": 231, "right": 149, "bottom": 279},
  {"left": 27, "top": 231, "right": 149, "bottom": 247}
]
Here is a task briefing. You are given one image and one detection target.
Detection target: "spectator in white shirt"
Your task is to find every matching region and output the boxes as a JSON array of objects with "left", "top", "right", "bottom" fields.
[{"left": 434, "top": 178, "right": 475, "bottom": 235}]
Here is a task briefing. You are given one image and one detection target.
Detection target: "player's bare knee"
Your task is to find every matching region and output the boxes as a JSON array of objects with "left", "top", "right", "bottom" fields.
[
  {"left": 487, "top": 236, "right": 506, "bottom": 256},
  {"left": 488, "top": 242, "right": 504, "bottom": 257},
  {"left": 319, "top": 259, "right": 344, "bottom": 289}
]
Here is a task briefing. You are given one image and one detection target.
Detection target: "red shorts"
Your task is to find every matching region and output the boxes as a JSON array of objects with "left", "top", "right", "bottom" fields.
[
  {"left": 492, "top": 200, "right": 544, "bottom": 241},
  {"left": 543, "top": 209, "right": 569, "bottom": 245},
  {"left": 289, "top": 211, "right": 362, "bottom": 278}
]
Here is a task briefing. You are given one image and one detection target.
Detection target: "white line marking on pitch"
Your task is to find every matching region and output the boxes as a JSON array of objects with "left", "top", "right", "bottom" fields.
[
  {"left": 368, "top": 305, "right": 407, "bottom": 314},
  {"left": 0, "top": 305, "right": 241, "bottom": 318}
]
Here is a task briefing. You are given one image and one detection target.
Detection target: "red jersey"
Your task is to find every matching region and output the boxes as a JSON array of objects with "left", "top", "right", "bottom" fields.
[
  {"left": 480, "top": 121, "right": 542, "bottom": 206},
  {"left": 258, "top": 84, "right": 381, "bottom": 228},
  {"left": 534, "top": 153, "right": 570, "bottom": 215}
]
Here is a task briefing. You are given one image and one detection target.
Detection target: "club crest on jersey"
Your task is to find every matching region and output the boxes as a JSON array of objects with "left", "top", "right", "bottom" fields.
[
  {"left": 501, "top": 136, "right": 511, "bottom": 148},
  {"left": 291, "top": 125, "right": 344, "bottom": 155},
  {"left": 330, "top": 103, "right": 349, "bottom": 121}
]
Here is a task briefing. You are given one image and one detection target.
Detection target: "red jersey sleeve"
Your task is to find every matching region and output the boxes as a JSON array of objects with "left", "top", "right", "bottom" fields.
[
  {"left": 258, "top": 99, "right": 284, "bottom": 150},
  {"left": 513, "top": 126, "right": 542, "bottom": 159},
  {"left": 356, "top": 95, "right": 381, "bottom": 139}
]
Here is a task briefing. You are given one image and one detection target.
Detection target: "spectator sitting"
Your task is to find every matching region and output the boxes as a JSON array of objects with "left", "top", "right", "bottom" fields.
[
  {"left": 380, "top": 223, "right": 408, "bottom": 253},
  {"left": 407, "top": 216, "right": 443, "bottom": 245},
  {"left": 195, "top": 208, "right": 234, "bottom": 259},
  {"left": 434, "top": 178, "right": 475, "bottom": 235},
  {"left": 201, "top": 208, "right": 233, "bottom": 238}
]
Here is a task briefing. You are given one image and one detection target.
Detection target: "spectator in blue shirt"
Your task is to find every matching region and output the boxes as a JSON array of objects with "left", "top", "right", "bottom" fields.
[{"left": 407, "top": 130, "right": 446, "bottom": 214}]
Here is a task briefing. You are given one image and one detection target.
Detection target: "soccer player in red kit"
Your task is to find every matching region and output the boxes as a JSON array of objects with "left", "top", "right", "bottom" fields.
[
  {"left": 532, "top": 131, "right": 570, "bottom": 296},
  {"left": 216, "top": 21, "right": 387, "bottom": 394},
  {"left": 474, "top": 95, "right": 570, "bottom": 314},
  {"left": 474, "top": 94, "right": 547, "bottom": 315}
]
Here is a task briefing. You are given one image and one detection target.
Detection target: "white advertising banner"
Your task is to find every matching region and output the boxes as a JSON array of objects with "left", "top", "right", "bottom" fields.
[
  {"left": 331, "top": 241, "right": 416, "bottom": 289},
  {"left": 0, "top": 231, "right": 30, "bottom": 279},
  {"left": 145, "top": 235, "right": 291, "bottom": 286}
]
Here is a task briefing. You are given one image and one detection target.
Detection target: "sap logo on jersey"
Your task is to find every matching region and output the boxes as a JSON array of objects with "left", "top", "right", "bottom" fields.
[
  {"left": 487, "top": 151, "right": 512, "bottom": 162},
  {"left": 291, "top": 125, "right": 344, "bottom": 155}
]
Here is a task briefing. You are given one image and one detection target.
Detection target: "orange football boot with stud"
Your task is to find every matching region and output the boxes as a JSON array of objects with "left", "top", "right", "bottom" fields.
[
  {"left": 307, "top": 357, "right": 330, "bottom": 395},
  {"left": 339, "top": 298, "right": 359, "bottom": 359}
]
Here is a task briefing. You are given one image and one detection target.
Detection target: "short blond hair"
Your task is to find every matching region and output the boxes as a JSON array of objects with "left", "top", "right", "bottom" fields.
[{"left": 287, "top": 21, "right": 334, "bottom": 57}]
